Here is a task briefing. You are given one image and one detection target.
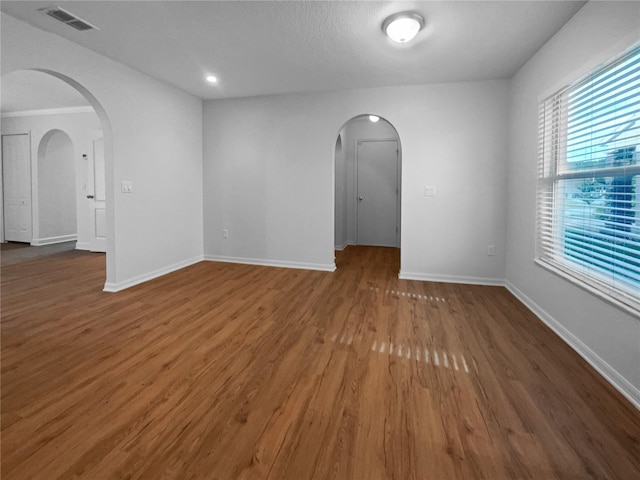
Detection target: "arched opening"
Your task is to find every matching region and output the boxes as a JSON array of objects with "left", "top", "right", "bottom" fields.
[
  {"left": 1, "top": 69, "right": 113, "bottom": 284},
  {"left": 334, "top": 114, "right": 402, "bottom": 265},
  {"left": 37, "top": 129, "right": 76, "bottom": 242}
]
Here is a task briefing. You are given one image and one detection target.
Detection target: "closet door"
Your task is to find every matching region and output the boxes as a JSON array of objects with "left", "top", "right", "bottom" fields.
[{"left": 2, "top": 134, "right": 32, "bottom": 243}]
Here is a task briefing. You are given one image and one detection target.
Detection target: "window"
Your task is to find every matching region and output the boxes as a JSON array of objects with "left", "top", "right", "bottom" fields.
[{"left": 537, "top": 46, "right": 640, "bottom": 313}]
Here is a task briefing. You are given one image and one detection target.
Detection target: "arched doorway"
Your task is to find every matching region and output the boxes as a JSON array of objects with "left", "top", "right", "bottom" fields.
[
  {"left": 36, "top": 129, "right": 76, "bottom": 243},
  {"left": 1, "top": 69, "right": 113, "bottom": 282},
  {"left": 334, "top": 114, "right": 402, "bottom": 252}
]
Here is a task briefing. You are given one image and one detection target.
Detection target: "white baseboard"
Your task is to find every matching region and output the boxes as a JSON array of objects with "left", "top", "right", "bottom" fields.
[
  {"left": 505, "top": 280, "right": 640, "bottom": 411},
  {"left": 103, "top": 255, "right": 204, "bottom": 293},
  {"left": 334, "top": 241, "right": 354, "bottom": 251},
  {"left": 31, "top": 234, "right": 77, "bottom": 246},
  {"left": 75, "top": 242, "right": 91, "bottom": 251},
  {"left": 399, "top": 270, "right": 505, "bottom": 286},
  {"left": 204, "top": 254, "right": 336, "bottom": 272}
]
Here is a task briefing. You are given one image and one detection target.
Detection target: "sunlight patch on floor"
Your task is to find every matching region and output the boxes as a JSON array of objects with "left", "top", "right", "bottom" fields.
[
  {"left": 330, "top": 332, "right": 476, "bottom": 374},
  {"left": 367, "top": 286, "right": 447, "bottom": 302}
]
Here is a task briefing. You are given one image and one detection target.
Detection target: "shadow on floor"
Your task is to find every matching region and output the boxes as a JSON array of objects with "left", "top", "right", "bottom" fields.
[{"left": 1, "top": 241, "right": 79, "bottom": 266}]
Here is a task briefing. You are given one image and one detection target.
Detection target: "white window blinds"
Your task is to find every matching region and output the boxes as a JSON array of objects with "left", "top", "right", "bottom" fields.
[{"left": 537, "top": 46, "right": 640, "bottom": 312}]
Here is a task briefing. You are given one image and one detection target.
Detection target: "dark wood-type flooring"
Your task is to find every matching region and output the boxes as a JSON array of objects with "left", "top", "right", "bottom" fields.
[{"left": 2, "top": 245, "right": 639, "bottom": 479}]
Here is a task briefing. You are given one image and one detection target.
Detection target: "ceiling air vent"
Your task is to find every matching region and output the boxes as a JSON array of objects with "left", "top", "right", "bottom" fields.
[{"left": 39, "top": 6, "right": 99, "bottom": 31}]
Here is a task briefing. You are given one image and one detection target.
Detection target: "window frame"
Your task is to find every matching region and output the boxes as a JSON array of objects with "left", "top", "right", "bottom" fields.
[{"left": 535, "top": 46, "right": 640, "bottom": 316}]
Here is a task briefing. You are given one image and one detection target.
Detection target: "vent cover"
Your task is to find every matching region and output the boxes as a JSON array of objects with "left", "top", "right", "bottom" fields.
[{"left": 39, "top": 6, "right": 99, "bottom": 31}]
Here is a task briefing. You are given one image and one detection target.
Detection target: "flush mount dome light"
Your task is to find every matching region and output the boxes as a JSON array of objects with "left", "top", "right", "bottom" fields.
[
  {"left": 206, "top": 75, "right": 218, "bottom": 84},
  {"left": 382, "top": 12, "right": 424, "bottom": 44}
]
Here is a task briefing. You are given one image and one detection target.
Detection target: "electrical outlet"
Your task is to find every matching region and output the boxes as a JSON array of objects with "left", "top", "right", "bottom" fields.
[
  {"left": 487, "top": 245, "right": 495, "bottom": 256},
  {"left": 424, "top": 186, "right": 436, "bottom": 197},
  {"left": 223, "top": 229, "right": 229, "bottom": 239}
]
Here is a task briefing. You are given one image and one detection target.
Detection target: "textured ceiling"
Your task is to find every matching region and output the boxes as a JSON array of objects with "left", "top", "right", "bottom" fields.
[{"left": 1, "top": 1, "right": 586, "bottom": 101}]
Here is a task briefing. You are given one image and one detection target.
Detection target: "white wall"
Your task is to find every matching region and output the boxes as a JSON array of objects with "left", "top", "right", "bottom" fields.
[
  {"left": 506, "top": 1, "right": 640, "bottom": 408},
  {"left": 203, "top": 79, "right": 509, "bottom": 282},
  {"left": 339, "top": 116, "right": 399, "bottom": 247},
  {"left": 1, "top": 14, "right": 204, "bottom": 290},
  {"left": 1, "top": 110, "right": 101, "bottom": 248}
]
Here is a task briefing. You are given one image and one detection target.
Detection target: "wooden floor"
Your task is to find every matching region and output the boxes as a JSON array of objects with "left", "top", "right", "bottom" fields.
[{"left": 2, "top": 246, "right": 639, "bottom": 479}]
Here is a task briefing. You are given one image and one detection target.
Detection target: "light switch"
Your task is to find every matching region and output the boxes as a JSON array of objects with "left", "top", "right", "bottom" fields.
[
  {"left": 424, "top": 186, "right": 436, "bottom": 197},
  {"left": 121, "top": 180, "right": 134, "bottom": 193}
]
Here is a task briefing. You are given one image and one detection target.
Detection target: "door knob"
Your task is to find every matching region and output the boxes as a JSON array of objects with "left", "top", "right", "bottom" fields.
[
  {"left": 359, "top": 196, "right": 363, "bottom": 201},
  {"left": 87, "top": 195, "right": 94, "bottom": 199}
]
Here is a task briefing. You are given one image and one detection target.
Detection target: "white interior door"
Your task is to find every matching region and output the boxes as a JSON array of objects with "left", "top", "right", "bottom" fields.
[
  {"left": 356, "top": 140, "right": 399, "bottom": 247},
  {"left": 87, "top": 135, "right": 107, "bottom": 252},
  {"left": 2, "top": 134, "right": 32, "bottom": 243}
]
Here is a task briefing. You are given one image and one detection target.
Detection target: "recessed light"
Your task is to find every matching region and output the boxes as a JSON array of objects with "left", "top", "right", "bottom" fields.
[
  {"left": 382, "top": 12, "right": 424, "bottom": 44},
  {"left": 369, "top": 115, "right": 380, "bottom": 123},
  {"left": 206, "top": 75, "right": 218, "bottom": 84}
]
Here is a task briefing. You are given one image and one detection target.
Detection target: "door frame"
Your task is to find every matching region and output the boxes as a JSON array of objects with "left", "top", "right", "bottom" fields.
[
  {"left": 88, "top": 133, "right": 106, "bottom": 252},
  {"left": 354, "top": 138, "right": 401, "bottom": 247}
]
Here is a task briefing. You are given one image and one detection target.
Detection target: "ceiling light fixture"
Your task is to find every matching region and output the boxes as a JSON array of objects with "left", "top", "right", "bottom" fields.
[
  {"left": 206, "top": 75, "right": 218, "bottom": 84},
  {"left": 382, "top": 12, "right": 424, "bottom": 44},
  {"left": 369, "top": 115, "right": 380, "bottom": 123}
]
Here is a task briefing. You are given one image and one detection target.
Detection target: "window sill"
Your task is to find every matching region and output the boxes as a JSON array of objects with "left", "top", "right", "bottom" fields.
[{"left": 534, "top": 258, "right": 640, "bottom": 319}]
